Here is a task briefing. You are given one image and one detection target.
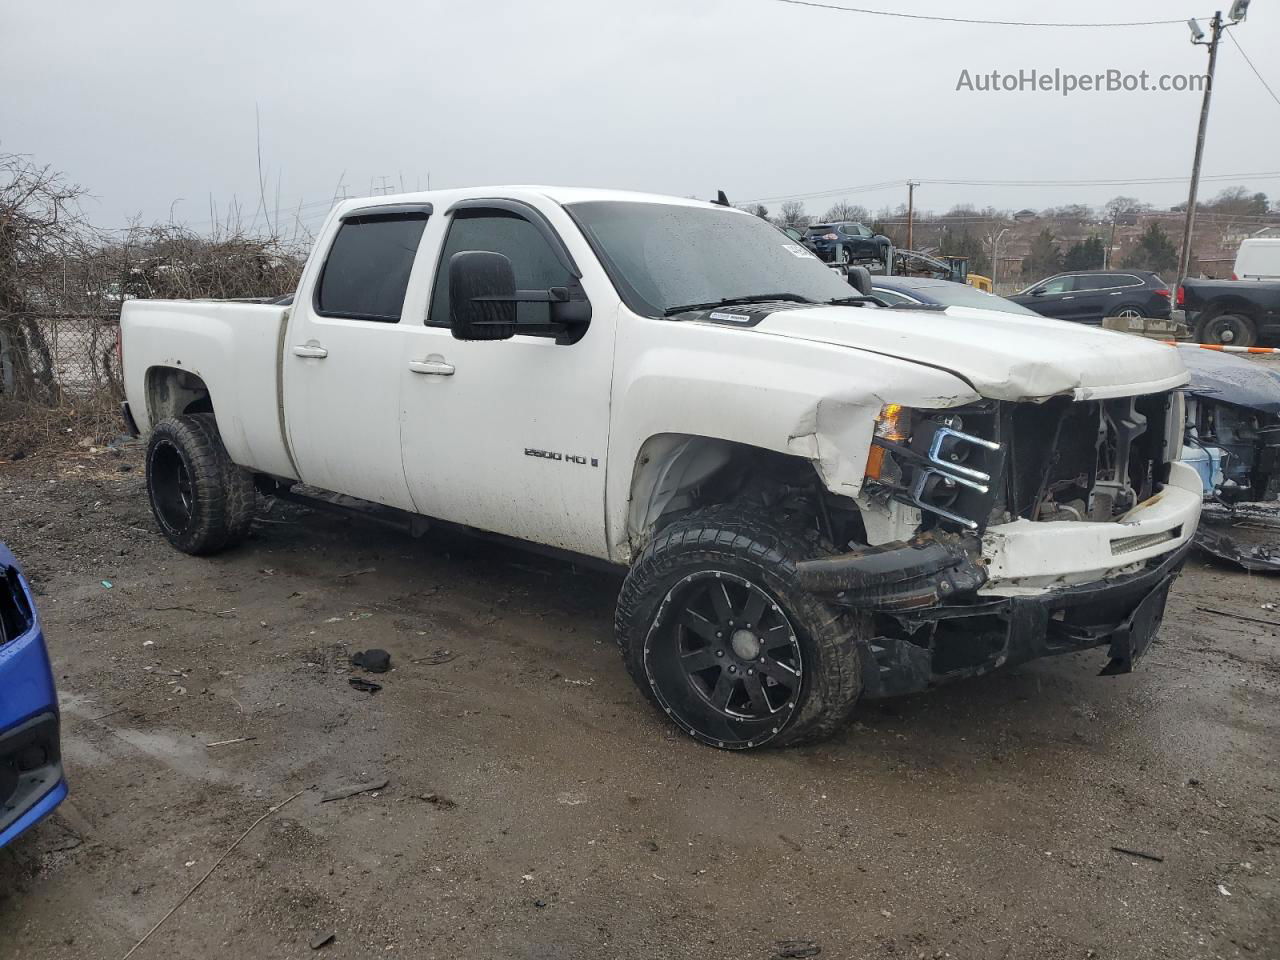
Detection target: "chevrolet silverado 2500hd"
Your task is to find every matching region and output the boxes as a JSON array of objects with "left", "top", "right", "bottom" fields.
[{"left": 120, "top": 187, "right": 1201, "bottom": 750}]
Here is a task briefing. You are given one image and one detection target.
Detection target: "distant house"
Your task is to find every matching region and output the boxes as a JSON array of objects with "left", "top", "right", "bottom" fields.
[{"left": 1013, "top": 209, "right": 1038, "bottom": 223}]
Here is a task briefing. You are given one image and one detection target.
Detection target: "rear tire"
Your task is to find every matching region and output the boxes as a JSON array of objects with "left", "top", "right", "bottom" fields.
[
  {"left": 1107, "top": 305, "right": 1145, "bottom": 320},
  {"left": 615, "top": 505, "right": 865, "bottom": 750},
  {"left": 1196, "top": 311, "right": 1257, "bottom": 348},
  {"left": 145, "top": 414, "right": 256, "bottom": 555}
]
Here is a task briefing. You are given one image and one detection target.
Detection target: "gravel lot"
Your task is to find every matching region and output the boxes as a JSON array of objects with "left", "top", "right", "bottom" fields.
[{"left": 1, "top": 442, "right": 1277, "bottom": 960}]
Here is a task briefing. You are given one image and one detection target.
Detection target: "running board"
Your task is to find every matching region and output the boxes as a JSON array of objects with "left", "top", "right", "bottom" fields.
[{"left": 253, "top": 477, "right": 431, "bottom": 537}]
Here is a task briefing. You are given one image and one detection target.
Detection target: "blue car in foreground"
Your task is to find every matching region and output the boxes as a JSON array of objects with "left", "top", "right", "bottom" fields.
[{"left": 0, "top": 542, "right": 65, "bottom": 848}]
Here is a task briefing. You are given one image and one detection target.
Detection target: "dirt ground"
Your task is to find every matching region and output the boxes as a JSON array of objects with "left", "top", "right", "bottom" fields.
[{"left": 1, "top": 442, "right": 1277, "bottom": 960}]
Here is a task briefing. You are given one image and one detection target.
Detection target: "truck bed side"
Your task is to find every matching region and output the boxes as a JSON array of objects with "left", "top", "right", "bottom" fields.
[{"left": 121, "top": 299, "right": 297, "bottom": 479}]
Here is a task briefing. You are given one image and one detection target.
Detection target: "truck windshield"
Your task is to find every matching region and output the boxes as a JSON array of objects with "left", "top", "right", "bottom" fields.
[{"left": 566, "top": 201, "right": 854, "bottom": 317}]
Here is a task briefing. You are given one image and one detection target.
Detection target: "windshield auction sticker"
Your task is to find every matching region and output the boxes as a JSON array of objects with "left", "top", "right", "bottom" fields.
[{"left": 782, "top": 243, "right": 816, "bottom": 258}]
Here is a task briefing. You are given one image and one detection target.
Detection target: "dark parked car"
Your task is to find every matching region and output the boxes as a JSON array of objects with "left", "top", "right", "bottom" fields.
[
  {"left": 803, "top": 222, "right": 891, "bottom": 264},
  {"left": 1009, "top": 270, "right": 1171, "bottom": 324},
  {"left": 869, "top": 276, "right": 1042, "bottom": 315},
  {"left": 1179, "top": 277, "right": 1280, "bottom": 347}
]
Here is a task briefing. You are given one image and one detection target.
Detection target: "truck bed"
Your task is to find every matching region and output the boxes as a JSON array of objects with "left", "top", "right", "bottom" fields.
[{"left": 120, "top": 299, "right": 296, "bottom": 480}]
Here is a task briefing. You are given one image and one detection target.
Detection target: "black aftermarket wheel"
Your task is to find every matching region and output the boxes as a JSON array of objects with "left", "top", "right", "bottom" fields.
[
  {"left": 146, "top": 414, "right": 255, "bottom": 555},
  {"left": 616, "top": 505, "right": 865, "bottom": 750}
]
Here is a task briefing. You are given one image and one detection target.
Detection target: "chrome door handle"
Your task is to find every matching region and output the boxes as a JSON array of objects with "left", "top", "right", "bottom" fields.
[
  {"left": 292, "top": 343, "right": 328, "bottom": 359},
  {"left": 408, "top": 358, "right": 455, "bottom": 376}
]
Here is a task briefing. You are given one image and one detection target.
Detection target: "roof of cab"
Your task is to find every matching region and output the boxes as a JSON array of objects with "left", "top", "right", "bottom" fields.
[{"left": 331, "top": 185, "right": 737, "bottom": 220}]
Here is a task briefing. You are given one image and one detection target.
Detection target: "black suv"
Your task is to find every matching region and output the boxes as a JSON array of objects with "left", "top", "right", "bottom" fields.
[
  {"left": 1009, "top": 270, "right": 1171, "bottom": 324},
  {"left": 803, "top": 222, "right": 891, "bottom": 264}
]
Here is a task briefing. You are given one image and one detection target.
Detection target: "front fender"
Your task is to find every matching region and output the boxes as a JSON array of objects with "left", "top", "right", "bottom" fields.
[{"left": 606, "top": 316, "right": 978, "bottom": 560}]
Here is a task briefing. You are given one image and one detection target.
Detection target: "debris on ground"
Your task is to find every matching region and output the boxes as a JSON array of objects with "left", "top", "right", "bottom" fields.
[
  {"left": 1195, "top": 605, "right": 1280, "bottom": 628},
  {"left": 416, "top": 793, "right": 457, "bottom": 810},
  {"left": 1110, "top": 846, "right": 1164, "bottom": 863},
  {"left": 774, "top": 939, "right": 822, "bottom": 958},
  {"left": 320, "top": 779, "right": 389, "bottom": 803},
  {"left": 1195, "top": 502, "right": 1280, "bottom": 572},
  {"left": 119, "top": 790, "right": 304, "bottom": 960},
  {"left": 309, "top": 931, "right": 336, "bottom": 950},
  {"left": 350, "top": 649, "right": 391, "bottom": 673},
  {"left": 413, "top": 648, "right": 456, "bottom": 665},
  {"left": 347, "top": 677, "right": 382, "bottom": 694}
]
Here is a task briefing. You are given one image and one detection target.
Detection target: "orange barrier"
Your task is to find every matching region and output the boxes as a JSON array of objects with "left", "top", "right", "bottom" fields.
[{"left": 1160, "top": 341, "right": 1280, "bottom": 355}]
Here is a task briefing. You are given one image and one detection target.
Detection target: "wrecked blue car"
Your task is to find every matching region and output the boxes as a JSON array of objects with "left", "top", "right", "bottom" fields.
[
  {"left": 0, "top": 542, "right": 66, "bottom": 848},
  {"left": 1180, "top": 349, "right": 1280, "bottom": 571}
]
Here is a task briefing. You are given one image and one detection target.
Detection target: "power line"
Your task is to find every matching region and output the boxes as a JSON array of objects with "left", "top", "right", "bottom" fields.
[
  {"left": 1226, "top": 31, "right": 1280, "bottom": 111},
  {"left": 746, "top": 170, "right": 1280, "bottom": 205},
  {"left": 745, "top": 179, "right": 902, "bottom": 204},
  {"left": 924, "top": 172, "right": 1280, "bottom": 187},
  {"left": 770, "top": 0, "right": 1198, "bottom": 28}
]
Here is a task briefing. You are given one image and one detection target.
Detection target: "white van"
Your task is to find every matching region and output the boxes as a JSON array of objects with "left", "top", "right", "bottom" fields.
[{"left": 1234, "top": 238, "right": 1280, "bottom": 281}]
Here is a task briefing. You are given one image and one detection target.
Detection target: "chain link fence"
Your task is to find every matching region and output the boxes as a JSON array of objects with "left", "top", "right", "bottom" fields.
[{"left": 0, "top": 312, "right": 124, "bottom": 454}]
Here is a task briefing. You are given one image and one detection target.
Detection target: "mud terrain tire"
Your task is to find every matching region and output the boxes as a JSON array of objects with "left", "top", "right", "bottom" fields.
[
  {"left": 616, "top": 505, "right": 865, "bottom": 750},
  {"left": 145, "top": 414, "right": 255, "bottom": 555}
]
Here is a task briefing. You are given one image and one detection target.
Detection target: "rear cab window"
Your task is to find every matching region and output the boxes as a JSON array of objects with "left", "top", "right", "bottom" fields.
[{"left": 315, "top": 209, "right": 431, "bottom": 322}]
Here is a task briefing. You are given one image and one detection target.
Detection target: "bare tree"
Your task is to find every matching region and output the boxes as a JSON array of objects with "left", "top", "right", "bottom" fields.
[
  {"left": 0, "top": 154, "right": 95, "bottom": 402},
  {"left": 778, "top": 200, "right": 810, "bottom": 229},
  {"left": 821, "top": 201, "right": 869, "bottom": 223}
]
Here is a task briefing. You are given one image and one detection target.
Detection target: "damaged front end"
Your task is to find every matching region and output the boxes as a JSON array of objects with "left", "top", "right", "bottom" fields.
[
  {"left": 797, "top": 388, "right": 1198, "bottom": 697},
  {"left": 1180, "top": 349, "right": 1280, "bottom": 571}
]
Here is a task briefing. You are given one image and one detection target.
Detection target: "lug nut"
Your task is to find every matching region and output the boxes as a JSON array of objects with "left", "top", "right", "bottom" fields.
[{"left": 716, "top": 650, "right": 724, "bottom": 657}]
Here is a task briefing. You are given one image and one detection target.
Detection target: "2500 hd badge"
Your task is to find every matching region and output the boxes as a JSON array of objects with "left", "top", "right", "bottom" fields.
[{"left": 524, "top": 447, "right": 599, "bottom": 467}]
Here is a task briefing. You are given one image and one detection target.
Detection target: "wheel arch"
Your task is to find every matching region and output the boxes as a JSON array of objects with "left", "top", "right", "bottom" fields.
[
  {"left": 1200, "top": 296, "right": 1262, "bottom": 322},
  {"left": 145, "top": 365, "right": 216, "bottom": 424},
  {"left": 622, "top": 433, "right": 828, "bottom": 557}
]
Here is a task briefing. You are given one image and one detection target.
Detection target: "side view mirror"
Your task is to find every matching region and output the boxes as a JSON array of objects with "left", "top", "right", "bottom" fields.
[
  {"left": 847, "top": 265, "right": 873, "bottom": 295},
  {"left": 449, "top": 249, "right": 592, "bottom": 343},
  {"left": 1029, "top": 288, "right": 1046, "bottom": 296},
  {"left": 449, "top": 250, "right": 518, "bottom": 340}
]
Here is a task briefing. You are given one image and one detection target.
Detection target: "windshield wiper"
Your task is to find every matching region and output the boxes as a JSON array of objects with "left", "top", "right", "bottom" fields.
[
  {"left": 663, "top": 293, "right": 816, "bottom": 317},
  {"left": 827, "top": 295, "right": 890, "bottom": 307}
]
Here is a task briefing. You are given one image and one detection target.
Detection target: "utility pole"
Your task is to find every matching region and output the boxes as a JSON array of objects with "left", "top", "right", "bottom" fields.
[
  {"left": 1177, "top": 3, "right": 1247, "bottom": 293},
  {"left": 990, "top": 227, "right": 1009, "bottom": 290},
  {"left": 905, "top": 180, "right": 919, "bottom": 250}
]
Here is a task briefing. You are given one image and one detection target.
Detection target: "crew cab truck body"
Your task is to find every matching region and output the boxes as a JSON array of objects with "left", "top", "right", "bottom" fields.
[{"left": 121, "top": 187, "right": 1201, "bottom": 749}]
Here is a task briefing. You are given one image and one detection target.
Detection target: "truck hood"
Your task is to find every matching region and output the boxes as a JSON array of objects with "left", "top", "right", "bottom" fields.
[{"left": 747, "top": 304, "right": 1190, "bottom": 401}]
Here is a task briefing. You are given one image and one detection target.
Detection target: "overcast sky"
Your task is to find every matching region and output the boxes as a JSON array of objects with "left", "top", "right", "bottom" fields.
[{"left": 3, "top": 0, "right": 1278, "bottom": 233}]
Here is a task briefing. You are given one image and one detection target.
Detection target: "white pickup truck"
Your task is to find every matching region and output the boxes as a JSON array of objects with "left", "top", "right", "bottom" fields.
[{"left": 120, "top": 186, "right": 1202, "bottom": 750}]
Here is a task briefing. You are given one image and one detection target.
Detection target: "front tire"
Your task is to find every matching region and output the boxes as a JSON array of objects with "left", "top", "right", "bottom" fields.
[
  {"left": 146, "top": 414, "right": 255, "bottom": 555},
  {"left": 616, "top": 506, "right": 865, "bottom": 750}
]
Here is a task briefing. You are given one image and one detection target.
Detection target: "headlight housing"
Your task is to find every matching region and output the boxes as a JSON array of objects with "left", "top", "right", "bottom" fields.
[{"left": 864, "top": 403, "right": 1005, "bottom": 531}]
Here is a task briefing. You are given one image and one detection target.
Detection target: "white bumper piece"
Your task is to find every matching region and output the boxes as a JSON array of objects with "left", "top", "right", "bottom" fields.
[{"left": 980, "top": 461, "right": 1202, "bottom": 595}]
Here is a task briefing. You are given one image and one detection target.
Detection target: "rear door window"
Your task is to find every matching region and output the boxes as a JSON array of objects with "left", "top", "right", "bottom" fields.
[{"left": 315, "top": 213, "right": 430, "bottom": 322}]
